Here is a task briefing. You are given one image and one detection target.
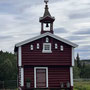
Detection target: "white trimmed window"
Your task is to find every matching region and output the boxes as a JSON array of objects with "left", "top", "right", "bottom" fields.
[
  {"left": 37, "top": 43, "right": 39, "bottom": 49},
  {"left": 46, "top": 37, "right": 49, "bottom": 42},
  {"left": 60, "top": 45, "right": 64, "bottom": 51},
  {"left": 30, "top": 45, "right": 33, "bottom": 50},
  {"left": 42, "top": 43, "right": 52, "bottom": 53},
  {"left": 55, "top": 43, "right": 58, "bottom": 49}
]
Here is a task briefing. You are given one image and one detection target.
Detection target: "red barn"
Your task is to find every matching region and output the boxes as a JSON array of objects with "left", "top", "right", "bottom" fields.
[{"left": 14, "top": 1, "right": 78, "bottom": 90}]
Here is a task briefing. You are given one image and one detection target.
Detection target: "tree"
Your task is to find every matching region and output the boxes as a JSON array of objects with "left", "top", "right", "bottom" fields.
[
  {"left": 73, "top": 66, "right": 80, "bottom": 79},
  {"left": 0, "top": 51, "right": 17, "bottom": 81},
  {"left": 76, "top": 53, "right": 81, "bottom": 68}
]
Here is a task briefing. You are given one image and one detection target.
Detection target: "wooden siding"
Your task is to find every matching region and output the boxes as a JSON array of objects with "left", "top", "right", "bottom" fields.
[
  {"left": 24, "top": 66, "right": 70, "bottom": 88},
  {"left": 22, "top": 36, "right": 72, "bottom": 66},
  {"left": 48, "top": 66, "right": 70, "bottom": 88},
  {"left": 24, "top": 66, "right": 34, "bottom": 88}
]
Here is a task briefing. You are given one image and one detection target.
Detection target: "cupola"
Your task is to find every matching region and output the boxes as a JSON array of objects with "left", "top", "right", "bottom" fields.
[{"left": 39, "top": 0, "right": 55, "bottom": 34}]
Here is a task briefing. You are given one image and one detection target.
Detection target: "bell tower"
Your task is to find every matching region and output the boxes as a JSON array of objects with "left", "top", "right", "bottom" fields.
[{"left": 39, "top": 0, "right": 55, "bottom": 34}]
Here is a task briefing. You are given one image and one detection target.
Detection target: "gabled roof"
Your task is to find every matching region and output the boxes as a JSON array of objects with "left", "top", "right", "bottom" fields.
[{"left": 15, "top": 32, "right": 78, "bottom": 48}]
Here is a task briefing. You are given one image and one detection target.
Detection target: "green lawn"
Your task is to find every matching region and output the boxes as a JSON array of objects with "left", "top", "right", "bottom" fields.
[{"left": 74, "top": 81, "right": 90, "bottom": 90}]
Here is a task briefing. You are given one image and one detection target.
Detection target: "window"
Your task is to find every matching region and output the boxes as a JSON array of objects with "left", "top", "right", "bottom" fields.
[
  {"left": 37, "top": 43, "right": 39, "bottom": 49},
  {"left": 46, "top": 37, "right": 49, "bottom": 42},
  {"left": 42, "top": 43, "right": 52, "bottom": 53},
  {"left": 55, "top": 43, "right": 58, "bottom": 49},
  {"left": 60, "top": 45, "right": 64, "bottom": 51},
  {"left": 30, "top": 45, "right": 33, "bottom": 50}
]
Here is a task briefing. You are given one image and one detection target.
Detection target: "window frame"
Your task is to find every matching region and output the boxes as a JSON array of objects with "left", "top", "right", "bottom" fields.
[{"left": 42, "top": 43, "right": 52, "bottom": 53}]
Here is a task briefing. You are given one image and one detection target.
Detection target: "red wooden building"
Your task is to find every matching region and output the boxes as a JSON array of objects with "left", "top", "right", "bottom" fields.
[{"left": 14, "top": 0, "right": 78, "bottom": 90}]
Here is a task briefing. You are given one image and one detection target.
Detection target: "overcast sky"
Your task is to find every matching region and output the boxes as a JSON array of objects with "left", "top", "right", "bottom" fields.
[{"left": 0, "top": 0, "right": 90, "bottom": 59}]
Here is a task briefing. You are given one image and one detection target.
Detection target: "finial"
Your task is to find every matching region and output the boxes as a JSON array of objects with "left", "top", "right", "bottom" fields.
[{"left": 44, "top": 0, "right": 49, "bottom": 5}]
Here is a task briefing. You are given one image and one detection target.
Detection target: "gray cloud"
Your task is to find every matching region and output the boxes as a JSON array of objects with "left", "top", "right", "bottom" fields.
[
  {"left": 75, "top": 45, "right": 90, "bottom": 59},
  {"left": 54, "top": 28, "right": 68, "bottom": 34},
  {"left": 0, "top": 35, "right": 13, "bottom": 40},
  {"left": 69, "top": 11, "right": 90, "bottom": 19},
  {"left": 0, "top": 0, "right": 90, "bottom": 59},
  {"left": 74, "top": 28, "right": 90, "bottom": 35},
  {"left": 67, "top": 35, "right": 87, "bottom": 41}
]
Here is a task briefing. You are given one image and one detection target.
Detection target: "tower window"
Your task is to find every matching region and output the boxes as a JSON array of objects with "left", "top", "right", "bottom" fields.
[
  {"left": 42, "top": 43, "right": 52, "bottom": 53},
  {"left": 60, "top": 45, "right": 64, "bottom": 51},
  {"left": 44, "top": 23, "right": 50, "bottom": 31},
  {"left": 55, "top": 43, "right": 58, "bottom": 49},
  {"left": 37, "top": 43, "right": 40, "bottom": 49},
  {"left": 30, "top": 45, "right": 33, "bottom": 50}
]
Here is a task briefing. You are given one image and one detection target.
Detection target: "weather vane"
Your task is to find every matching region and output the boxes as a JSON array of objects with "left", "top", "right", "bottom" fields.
[{"left": 44, "top": 0, "right": 49, "bottom": 4}]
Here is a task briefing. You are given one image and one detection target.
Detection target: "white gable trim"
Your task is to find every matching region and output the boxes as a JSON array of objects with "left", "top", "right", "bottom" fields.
[
  {"left": 15, "top": 32, "right": 78, "bottom": 48},
  {"left": 34, "top": 67, "right": 48, "bottom": 88},
  {"left": 70, "top": 67, "right": 73, "bottom": 86},
  {"left": 18, "top": 46, "right": 22, "bottom": 66}
]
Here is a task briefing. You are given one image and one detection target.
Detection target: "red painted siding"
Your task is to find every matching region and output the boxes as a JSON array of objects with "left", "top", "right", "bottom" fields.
[
  {"left": 24, "top": 66, "right": 34, "bottom": 88},
  {"left": 24, "top": 66, "right": 70, "bottom": 88},
  {"left": 22, "top": 36, "right": 72, "bottom": 66},
  {"left": 48, "top": 66, "right": 70, "bottom": 88}
]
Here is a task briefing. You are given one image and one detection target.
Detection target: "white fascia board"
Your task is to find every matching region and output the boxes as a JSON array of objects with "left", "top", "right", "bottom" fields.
[
  {"left": 15, "top": 32, "right": 78, "bottom": 48},
  {"left": 70, "top": 67, "right": 73, "bottom": 86},
  {"left": 49, "top": 33, "right": 78, "bottom": 48}
]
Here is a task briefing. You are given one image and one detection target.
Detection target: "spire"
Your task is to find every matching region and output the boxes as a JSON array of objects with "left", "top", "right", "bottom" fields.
[
  {"left": 39, "top": 0, "right": 55, "bottom": 34},
  {"left": 43, "top": 0, "right": 51, "bottom": 17}
]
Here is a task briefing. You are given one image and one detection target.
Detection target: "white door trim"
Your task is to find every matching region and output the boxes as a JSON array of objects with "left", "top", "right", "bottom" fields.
[{"left": 34, "top": 67, "right": 48, "bottom": 88}]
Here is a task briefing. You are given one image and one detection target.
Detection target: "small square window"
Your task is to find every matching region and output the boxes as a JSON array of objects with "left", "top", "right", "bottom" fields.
[
  {"left": 55, "top": 43, "right": 58, "bottom": 49},
  {"left": 42, "top": 43, "right": 52, "bottom": 53},
  {"left": 30, "top": 45, "right": 33, "bottom": 50}
]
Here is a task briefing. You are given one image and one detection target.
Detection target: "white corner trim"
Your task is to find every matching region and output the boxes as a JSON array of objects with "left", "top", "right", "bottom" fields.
[
  {"left": 34, "top": 67, "right": 48, "bottom": 88},
  {"left": 34, "top": 67, "right": 36, "bottom": 88},
  {"left": 72, "top": 47, "right": 74, "bottom": 66},
  {"left": 70, "top": 67, "right": 73, "bottom": 86},
  {"left": 18, "top": 46, "right": 22, "bottom": 66},
  {"left": 21, "top": 67, "right": 24, "bottom": 87}
]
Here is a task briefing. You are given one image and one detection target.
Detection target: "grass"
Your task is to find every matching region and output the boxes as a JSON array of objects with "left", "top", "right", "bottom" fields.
[{"left": 74, "top": 81, "right": 90, "bottom": 90}]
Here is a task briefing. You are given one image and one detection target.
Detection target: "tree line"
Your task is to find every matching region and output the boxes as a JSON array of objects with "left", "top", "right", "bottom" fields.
[
  {"left": 73, "top": 53, "right": 90, "bottom": 79},
  {"left": 0, "top": 51, "right": 90, "bottom": 81},
  {"left": 0, "top": 51, "right": 17, "bottom": 81}
]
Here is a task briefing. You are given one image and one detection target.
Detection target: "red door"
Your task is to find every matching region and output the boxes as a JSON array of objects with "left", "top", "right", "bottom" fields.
[{"left": 36, "top": 69, "right": 46, "bottom": 88}]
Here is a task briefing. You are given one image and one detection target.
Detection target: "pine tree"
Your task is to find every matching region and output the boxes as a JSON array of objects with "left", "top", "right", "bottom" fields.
[{"left": 76, "top": 53, "right": 81, "bottom": 68}]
